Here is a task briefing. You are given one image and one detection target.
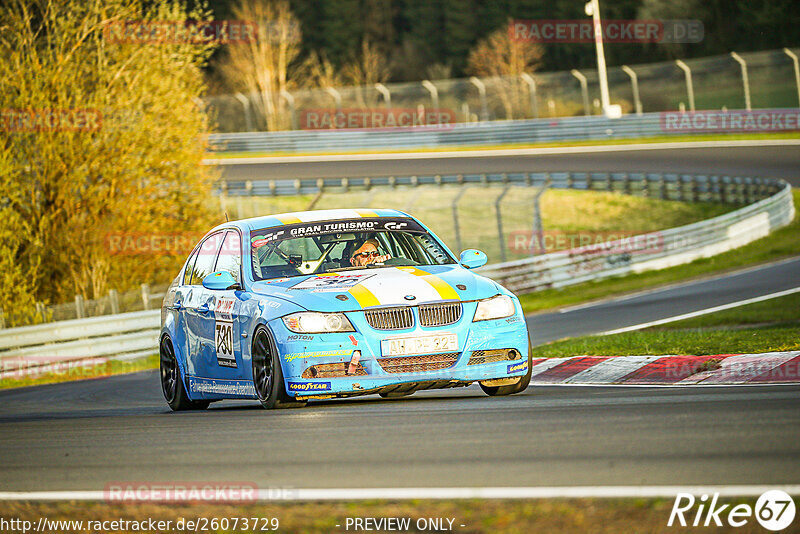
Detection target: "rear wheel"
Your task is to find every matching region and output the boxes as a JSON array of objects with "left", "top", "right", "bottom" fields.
[
  {"left": 480, "top": 342, "right": 533, "bottom": 397},
  {"left": 160, "top": 335, "right": 209, "bottom": 411},
  {"left": 252, "top": 326, "right": 306, "bottom": 409}
]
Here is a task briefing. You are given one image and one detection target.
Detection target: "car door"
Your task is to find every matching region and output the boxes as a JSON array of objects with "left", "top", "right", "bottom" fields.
[
  {"left": 184, "top": 232, "right": 224, "bottom": 377},
  {"left": 202, "top": 230, "right": 245, "bottom": 379},
  {"left": 171, "top": 245, "right": 200, "bottom": 372}
]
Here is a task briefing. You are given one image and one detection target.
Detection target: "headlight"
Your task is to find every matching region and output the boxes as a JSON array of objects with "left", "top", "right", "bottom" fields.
[
  {"left": 282, "top": 312, "right": 355, "bottom": 333},
  {"left": 473, "top": 295, "right": 516, "bottom": 322}
]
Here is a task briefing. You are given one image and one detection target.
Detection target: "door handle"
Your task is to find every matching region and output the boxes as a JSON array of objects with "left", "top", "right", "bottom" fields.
[{"left": 198, "top": 303, "right": 211, "bottom": 314}]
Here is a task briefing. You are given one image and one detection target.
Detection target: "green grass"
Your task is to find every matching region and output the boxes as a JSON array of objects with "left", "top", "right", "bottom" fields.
[
  {"left": 535, "top": 292, "right": 800, "bottom": 357},
  {"left": 206, "top": 131, "right": 800, "bottom": 159},
  {"left": 0, "top": 354, "right": 157, "bottom": 390},
  {"left": 520, "top": 190, "right": 800, "bottom": 314}
]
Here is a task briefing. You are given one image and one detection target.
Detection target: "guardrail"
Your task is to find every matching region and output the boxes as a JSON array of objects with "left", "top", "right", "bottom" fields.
[
  {"left": 0, "top": 172, "right": 793, "bottom": 375},
  {"left": 207, "top": 110, "right": 800, "bottom": 154}
]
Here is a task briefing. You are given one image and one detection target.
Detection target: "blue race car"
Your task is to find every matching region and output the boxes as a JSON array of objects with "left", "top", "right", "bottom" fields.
[{"left": 159, "top": 209, "right": 532, "bottom": 410}]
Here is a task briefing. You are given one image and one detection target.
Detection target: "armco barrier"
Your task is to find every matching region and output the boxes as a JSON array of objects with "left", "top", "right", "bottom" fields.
[
  {"left": 207, "top": 111, "right": 800, "bottom": 154},
  {"left": 0, "top": 172, "right": 793, "bottom": 372}
]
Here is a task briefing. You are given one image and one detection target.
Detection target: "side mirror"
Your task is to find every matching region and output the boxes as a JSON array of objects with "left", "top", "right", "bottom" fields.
[
  {"left": 202, "top": 271, "right": 240, "bottom": 291},
  {"left": 459, "top": 249, "right": 488, "bottom": 269}
]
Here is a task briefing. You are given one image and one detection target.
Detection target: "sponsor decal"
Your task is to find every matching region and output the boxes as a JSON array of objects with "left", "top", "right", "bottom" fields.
[
  {"left": 250, "top": 230, "right": 286, "bottom": 248},
  {"left": 188, "top": 377, "right": 255, "bottom": 397},
  {"left": 505, "top": 316, "right": 523, "bottom": 324},
  {"left": 214, "top": 298, "right": 236, "bottom": 368},
  {"left": 508, "top": 361, "right": 528, "bottom": 374},
  {"left": 287, "top": 381, "right": 332, "bottom": 392},
  {"left": 284, "top": 349, "right": 350, "bottom": 363},
  {"left": 291, "top": 273, "right": 375, "bottom": 292},
  {"left": 287, "top": 334, "right": 314, "bottom": 342},
  {"left": 348, "top": 335, "right": 358, "bottom": 347}
]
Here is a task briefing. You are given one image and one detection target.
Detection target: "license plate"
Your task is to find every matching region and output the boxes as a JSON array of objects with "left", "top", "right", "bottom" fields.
[{"left": 381, "top": 334, "right": 458, "bottom": 357}]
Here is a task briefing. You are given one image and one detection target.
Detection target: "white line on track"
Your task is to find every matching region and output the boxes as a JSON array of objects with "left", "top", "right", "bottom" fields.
[
  {"left": 203, "top": 139, "right": 800, "bottom": 165},
  {"left": 598, "top": 286, "right": 800, "bottom": 336},
  {"left": 2, "top": 486, "right": 800, "bottom": 501}
]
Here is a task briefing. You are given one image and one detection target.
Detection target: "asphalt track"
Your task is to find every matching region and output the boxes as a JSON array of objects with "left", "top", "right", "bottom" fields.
[
  {"left": 216, "top": 144, "right": 800, "bottom": 185},
  {"left": 0, "top": 257, "right": 798, "bottom": 491},
  {"left": 0, "top": 144, "right": 797, "bottom": 492}
]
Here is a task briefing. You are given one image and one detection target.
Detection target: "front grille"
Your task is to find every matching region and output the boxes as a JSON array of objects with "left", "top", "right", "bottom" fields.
[
  {"left": 419, "top": 302, "right": 462, "bottom": 327},
  {"left": 302, "top": 362, "right": 368, "bottom": 379},
  {"left": 468, "top": 349, "right": 520, "bottom": 365},
  {"left": 377, "top": 353, "right": 459, "bottom": 374},
  {"left": 365, "top": 307, "right": 414, "bottom": 330}
]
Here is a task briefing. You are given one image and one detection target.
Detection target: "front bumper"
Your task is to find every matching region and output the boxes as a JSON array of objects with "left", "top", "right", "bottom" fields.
[{"left": 268, "top": 301, "right": 529, "bottom": 399}]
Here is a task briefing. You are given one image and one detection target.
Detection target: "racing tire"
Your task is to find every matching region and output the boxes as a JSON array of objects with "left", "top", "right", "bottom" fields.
[
  {"left": 479, "top": 341, "right": 533, "bottom": 397},
  {"left": 252, "top": 326, "right": 307, "bottom": 409},
  {"left": 160, "top": 335, "right": 209, "bottom": 411}
]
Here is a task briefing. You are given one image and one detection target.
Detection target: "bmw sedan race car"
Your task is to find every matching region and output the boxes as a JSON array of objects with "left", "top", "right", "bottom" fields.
[{"left": 159, "top": 209, "right": 532, "bottom": 410}]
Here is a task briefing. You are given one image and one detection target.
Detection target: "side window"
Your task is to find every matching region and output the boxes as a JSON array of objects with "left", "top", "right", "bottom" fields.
[
  {"left": 215, "top": 231, "right": 242, "bottom": 283},
  {"left": 190, "top": 232, "right": 223, "bottom": 285},
  {"left": 182, "top": 248, "right": 199, "bottom": 286}
]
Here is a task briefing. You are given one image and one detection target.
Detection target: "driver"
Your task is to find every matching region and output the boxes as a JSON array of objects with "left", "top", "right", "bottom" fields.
[{"left": 350, "top": 238, "right": 392, "bottom": 267}]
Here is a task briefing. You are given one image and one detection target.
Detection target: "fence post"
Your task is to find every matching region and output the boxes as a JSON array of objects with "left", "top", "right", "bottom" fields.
[
  {"left": 234, "top": 93, "right": 254, "bottom": 132},
  {"left": 75, "top": 294, "right": 85, "bottom": 319},
  {"left": 421, "top": 80, "right": 439, "bottom": 112},
  {"left": 374, "top": 83, "right": 391, "bottom": 109},
  {"left": 469, "top": 77, "right": 489, "bottom": 121},
  {"left": 531, "top": 177, "right": 551, "bottom": 255},
  {"left": 675, "top": 60, "right": 695, "bottom": 112},
  {"left": 451, "top": 184, "right": 469, "bottom": 253},
  {"left": 495, "top": 185, "right": 512, "bottom": 262},
  {"left": 784, "top": 48, "right": 800, "bottom": 107},
  {"left": 730, "top": 52, "right": 752, "bottom": 111},
  {"left": 141, "top": 284, "right": 151, "bottom": 311},
  {"left": 520, "top": 73, "right": 538, "bottom": 118},
  {"left": 621, "top": 65, "right": 642, "bottom": 115},
  {"left": 109, "top": 289, "right": 120, "bottom": 315},
  {"left": 571, "top": 69, "right": 591, "bottom": 116}
]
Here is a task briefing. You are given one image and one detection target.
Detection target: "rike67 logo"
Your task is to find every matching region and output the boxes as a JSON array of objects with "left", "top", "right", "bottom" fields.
[{"left": 669, "top": 490, "right": 795, "bottom": 530}]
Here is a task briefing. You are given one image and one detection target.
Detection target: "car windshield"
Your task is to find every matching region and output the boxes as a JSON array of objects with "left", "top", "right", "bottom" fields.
[{"left": 250, "top": 217, "right": 455, "bottom": 281}]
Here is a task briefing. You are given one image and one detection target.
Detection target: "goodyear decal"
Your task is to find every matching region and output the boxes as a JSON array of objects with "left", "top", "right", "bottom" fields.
[
  {"left": 287, "top": 381, "right": 332, "bottom": 392},
  {"left": 508, "top": 361, "right": 528, "bottom": 374},
  {"left": 284, "top": 349, "right": 350, "bottom": 363},
  {"left": 398, "top": 266, "right": 460, "bottom": 301}
]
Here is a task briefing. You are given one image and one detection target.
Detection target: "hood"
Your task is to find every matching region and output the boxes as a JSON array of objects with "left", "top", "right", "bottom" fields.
[{"left": 250, "top": 265, "right": 500, "bottom": 312}]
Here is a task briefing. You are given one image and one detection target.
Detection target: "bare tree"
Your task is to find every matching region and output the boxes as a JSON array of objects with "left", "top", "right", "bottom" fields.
[
  {"left": 467, "top": 23, "right": 543, "bottom": 119},
  {"left": 220, "top": 0, "right": 303, "bottom": 131}
]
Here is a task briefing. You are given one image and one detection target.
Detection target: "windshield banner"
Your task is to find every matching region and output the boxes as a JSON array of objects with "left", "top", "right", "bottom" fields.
[{"left": 250, "top": 218, "right": 424, "bottom": 248}]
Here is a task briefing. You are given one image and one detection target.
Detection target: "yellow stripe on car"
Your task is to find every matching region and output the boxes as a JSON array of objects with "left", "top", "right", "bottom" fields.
[
  {"left": 398, "top": 267, "right": 460, "bottom": 301},
  {"left": 349, "top": 284, "right": 381, "bottom": 308},
  {"left": 275, "top": 214, "right": 302, "bottom": 224},
  {"left": 354, "top": 209, "right": 379, "bottom": 218}
]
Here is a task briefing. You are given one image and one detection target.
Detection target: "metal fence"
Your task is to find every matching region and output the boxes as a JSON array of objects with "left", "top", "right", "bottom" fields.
[{"left": 206, "top": 48, "right": 800, "bottom": 133}]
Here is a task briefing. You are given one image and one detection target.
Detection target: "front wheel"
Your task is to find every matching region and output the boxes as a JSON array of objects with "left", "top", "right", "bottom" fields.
[
  {"left": 252, "top": 326, "right": 306, "bottom": 409},
  {"left": 160, "top": 335, "right": 209, "bottom": 411},
  {"left": 480, "top": 342, "right": 533, "bottom": 397}
]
